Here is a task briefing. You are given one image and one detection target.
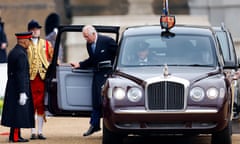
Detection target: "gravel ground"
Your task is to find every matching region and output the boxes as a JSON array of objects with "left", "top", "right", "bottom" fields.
[
  {"left": 0, "top": 117, "right": 102, "bottom": 144},
  {"left": 1, "top": 117, "right": 240, "bottom": 144}
]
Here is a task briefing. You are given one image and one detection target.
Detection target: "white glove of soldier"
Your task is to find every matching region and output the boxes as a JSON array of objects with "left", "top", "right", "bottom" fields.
[
  {"left": 19, "top": 92, "right": 28, "bottom": 105},
  {"left": 53, "top": 28, "right": 58, "bottom": 34}
]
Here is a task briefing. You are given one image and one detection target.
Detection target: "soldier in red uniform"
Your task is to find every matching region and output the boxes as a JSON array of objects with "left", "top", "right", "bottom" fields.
[{"left": 27, "top": 19, "right": 53, "bottom": 140}]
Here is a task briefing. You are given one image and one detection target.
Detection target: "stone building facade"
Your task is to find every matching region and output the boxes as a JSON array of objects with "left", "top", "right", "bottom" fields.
[
  {"left": 0, "top": 0, "right": 56, "bottom": 50},
  {"left": 0, "top": 0, "right": 189, "bottom": 53},
  {"left": 189, "top": 0, "right": 240, "bottom": 55}
]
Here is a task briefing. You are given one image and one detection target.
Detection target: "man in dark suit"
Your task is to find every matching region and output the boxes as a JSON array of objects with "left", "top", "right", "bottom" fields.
[
  {"left": 70, "top": 25, "right": 118, "bottom": 136},
  {"left": 0, "top": 18, "right": 8, "bottom": 63},
  {"left": 1, "top": 32, "right": 35, "bottom": 142}
]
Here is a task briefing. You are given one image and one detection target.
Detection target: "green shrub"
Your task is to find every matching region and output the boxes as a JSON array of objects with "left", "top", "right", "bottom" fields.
[
  {"left": 0, "top": 99, "right": 3, "bottom": 107},
  {"left": 0, "top": 98, "right": 3, "bottom": 114}
]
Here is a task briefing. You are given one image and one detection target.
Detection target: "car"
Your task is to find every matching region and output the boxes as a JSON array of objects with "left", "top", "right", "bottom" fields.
[
  {"left": 100, "top": 22, "right": 237, "bottom": 144},
  {"left": 45, "top": 21, "right": 236, "bottom": 144},
  {"left": 213, "top": 24, "right": 240, "bottom": 119}
]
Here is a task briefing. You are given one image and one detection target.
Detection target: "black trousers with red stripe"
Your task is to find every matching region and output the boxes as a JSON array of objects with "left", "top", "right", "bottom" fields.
[{"left": 9, "top": 127, "right": 21, "bottom": 141}]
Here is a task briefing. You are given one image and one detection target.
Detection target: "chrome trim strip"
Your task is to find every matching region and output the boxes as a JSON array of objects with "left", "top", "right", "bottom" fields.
[{"left": 114, "top": 109, "right": 218, "bottom": 114}]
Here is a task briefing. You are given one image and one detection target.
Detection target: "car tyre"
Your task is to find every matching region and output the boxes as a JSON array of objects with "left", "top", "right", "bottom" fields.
[
  {"left": 102, "top": 122, "right": 124, "bottom": 144},
  {"left": 211, "top": 121, "right": 232, "bottom": 144}
]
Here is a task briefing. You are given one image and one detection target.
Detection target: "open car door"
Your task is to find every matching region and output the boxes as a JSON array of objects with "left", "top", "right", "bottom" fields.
[{"left": 45, "top": 25, "right": 120, "bottom": 116}]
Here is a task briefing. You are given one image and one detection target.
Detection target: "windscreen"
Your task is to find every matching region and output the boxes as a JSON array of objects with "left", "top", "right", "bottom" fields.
[{"left": 118, "top": 34, "right": 216, "bottom": 67}]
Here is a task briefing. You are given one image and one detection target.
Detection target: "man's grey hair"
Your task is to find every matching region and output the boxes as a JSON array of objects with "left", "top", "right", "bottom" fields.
[{"left": 83, "top": 25, "right": 97, "bottom": 36}]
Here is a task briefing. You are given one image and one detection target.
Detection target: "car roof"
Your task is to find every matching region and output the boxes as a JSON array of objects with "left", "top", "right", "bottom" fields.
[
  {"left": 212, "top": 26, "right": 222, "bottom": 31},
  {"left": 212, "top": 23, "right": 229, "bottom": 33},
  {"left": 123, "top": 24, "right": 215, "bottom": 37}
]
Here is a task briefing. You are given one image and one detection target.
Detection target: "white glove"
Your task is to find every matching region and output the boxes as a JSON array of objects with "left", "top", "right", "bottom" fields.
[
  {"left": 19, "top": 93, "right": 28, "bottom": 105},
  {"left": 53, "top": 28, "right": 58, "bottom": 34}
]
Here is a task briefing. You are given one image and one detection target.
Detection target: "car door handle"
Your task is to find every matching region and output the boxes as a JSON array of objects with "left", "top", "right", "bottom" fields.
[{"left": 72, "top": 69, "right": 93, "bottom": 73}]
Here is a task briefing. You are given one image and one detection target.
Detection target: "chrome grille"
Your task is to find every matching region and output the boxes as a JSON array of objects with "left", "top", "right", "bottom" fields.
[{"left": 147, "top": 81, "right": 185, "bottom": 110}]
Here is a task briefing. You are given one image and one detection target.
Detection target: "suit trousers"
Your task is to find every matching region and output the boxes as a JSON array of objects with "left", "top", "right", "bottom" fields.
[{"left": 89, "top": 68, "right": 111, "bottom": 127}]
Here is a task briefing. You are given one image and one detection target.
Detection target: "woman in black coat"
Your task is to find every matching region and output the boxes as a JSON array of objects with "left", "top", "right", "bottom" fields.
[{"left": 1, "top": 32, "right": 35, "bottom": 142}]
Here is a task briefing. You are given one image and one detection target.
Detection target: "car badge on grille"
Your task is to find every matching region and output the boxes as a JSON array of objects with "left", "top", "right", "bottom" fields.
[{"left": 163, "top": 64, "right": 169, "bottom": 78}]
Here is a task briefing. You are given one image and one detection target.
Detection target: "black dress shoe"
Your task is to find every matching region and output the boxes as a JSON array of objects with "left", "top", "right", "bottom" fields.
[
  {"left": 83, "top": 126, "right": 101, "bottom": 136},
  {"left": 9, "top": 138, "right": 29, "bottom": 142},
  {"left": 38, "top": 134, "right": 47, "bottom": 140},
  {"left": 30, "top": 134, "right": 37, "bottom": 140},
  {"left": 18, "top": 138, "right": 29, "bottom": 142}
]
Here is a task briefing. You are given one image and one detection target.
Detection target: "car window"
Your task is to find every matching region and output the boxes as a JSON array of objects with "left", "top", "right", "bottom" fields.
[
  {"left": 119, "top": 34, "right": 215, "bottom": 67},
  {"left": 215, "top": 31, "right": 235, "bottom": 62}
]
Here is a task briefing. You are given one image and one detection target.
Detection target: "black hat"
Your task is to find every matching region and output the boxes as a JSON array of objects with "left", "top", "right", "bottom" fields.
[
  {"left": 45, "top": 12, "right": 60, "bottom": 36},
  {"left": 15, "top": 32, "right": 32, "bottom": 39},
  {"left": 28, "top": 20, "right": 42, "bottom": 30}
]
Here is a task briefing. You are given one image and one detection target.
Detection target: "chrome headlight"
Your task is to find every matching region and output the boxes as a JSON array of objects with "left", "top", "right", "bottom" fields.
[
  {"left": 190, "top": 87, "right": 205, "bottom": 102},
  {"left": 113, "top": 87, "right": 125, "bottom": 100},
  {"left": 206, "top": 87, "right": 218, "bottom": 100},
  {"left": 127, "top": 87, "right": 143, "bottom": 102}
]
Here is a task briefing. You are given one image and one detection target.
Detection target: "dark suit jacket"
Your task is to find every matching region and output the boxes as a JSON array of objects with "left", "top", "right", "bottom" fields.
[
  {"left": 0, "top": 26, "right": 7, "bottom": 63},
  {"left": 80, "top": 34, "right": 117, "bottom": 69},
  {"left": 136, "top": 57, "right": 155, "bottom": 65},
  {"left": 1, "top": 44, "right": 35, "bottom": 128},
  {"left": 79, "top": 34, "right": 118, "bottom": 108}
]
